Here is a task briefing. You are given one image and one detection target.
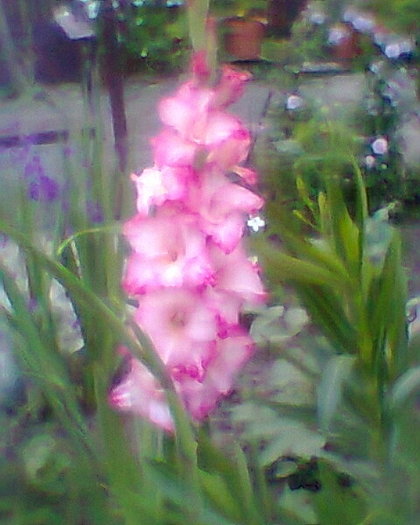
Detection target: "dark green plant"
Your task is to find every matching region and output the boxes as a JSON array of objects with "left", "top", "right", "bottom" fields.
[
  {"left": 117, "top": 3, "right": 189, "bottom": 73},
  {"left": 250, "top": 157, "right": 419, "bottom": 524},
  {"left": 289, "top": 15, "right": 329, "bottom": 64},
  {"left": 363, "top": 0, "right": 420, "bottom": 37}
]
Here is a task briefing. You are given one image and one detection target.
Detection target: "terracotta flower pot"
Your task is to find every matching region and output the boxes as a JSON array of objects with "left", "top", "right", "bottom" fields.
[
  {"left": 223, "top": 17, "right": 265, "bottom": 60},
  {"left": 329, "top": 23, "right": 361, "bottom": 65}
]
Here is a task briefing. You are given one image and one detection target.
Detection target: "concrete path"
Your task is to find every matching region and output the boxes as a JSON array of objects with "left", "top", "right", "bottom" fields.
[
  {"left": 0, "top": 73, "right": 272, "bottom": 222},
  {"left": 0, "top": 74, "right": 271, "bottom": 170}
]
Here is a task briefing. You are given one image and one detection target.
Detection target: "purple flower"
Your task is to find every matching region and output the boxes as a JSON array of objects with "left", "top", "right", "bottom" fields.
[
  {"left": 24, "top": 154, "right": 44, "bottom": 180},
  {"left": 86, "top": 201, "right": 104, "bottom": 223},
  {"left": 28, "top": 174, "right": 60, "bottom": 202}
]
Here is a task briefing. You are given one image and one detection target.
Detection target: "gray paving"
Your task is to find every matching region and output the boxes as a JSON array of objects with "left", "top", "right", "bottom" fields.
[{"left": 0, "top": 74, "right": 271, "bottom": 173}]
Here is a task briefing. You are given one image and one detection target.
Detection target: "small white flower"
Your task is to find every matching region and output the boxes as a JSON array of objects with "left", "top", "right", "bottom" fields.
[
  {"left": 286, "top": 95, "right": 304, "bottom": 111},
  {"left": 385, "top": 43, "right": 402, "bottom": 59},
  {"left": 310, "top": 12, "right": 326, "bottom": 25},
  {"left": 247, "top": 215, "right": 266, "bottom": 232},
  {"left": 352, "top": 15, "right": 375, "bottom": 34},
  {"left": 328, "top": 25, "right": 348, "bottom": 45},
  {"left": 369, "top": 60, "right": 385, "bottom": 74},
  {"left": 365, "top": 155, "right": 376, "bottom": 168},
  {"left": 371, "top": 137, "right": 388, "bottom": 155},
  {"left": 343, "top": 8, "right": 357, "bottom": 23}
]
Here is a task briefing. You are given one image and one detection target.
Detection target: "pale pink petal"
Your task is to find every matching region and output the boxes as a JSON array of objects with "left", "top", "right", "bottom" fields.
[
  {"left": 123, "top": 214, "right": 175, "bottom": 255},
  {"left": 190, "top": 172, "right": 264, "bottom": 222},
  {"left": 123, "top": 212, "right": 214, "bottom": 292},
  {"left": 192, "top": 175, "right": 264, "bottom": 251},
  {"left": 179, "top": 330, "right": 254, "bottom": 421},
  {"left": 131, "top": 168, "right": 167, "bottom": 215},
  {"left": 159, "top": 82, "right": 212, "bottom": 137},
  {"left": 204, "top": 329, "right": 254, "bottom": 393},
  {"left": 212, "top": 65, "right": 252, "bottom": 108},
  {"left": 152, "top": 129, "right": 196, "bottom": 168},
  {"left": 134, "top": 288, "right": 218, "bottom": 369},
  {"left": 205, "top": 286, "right": 242, "bottom": 327},
  {"left": 232, "top": 166, "right": 259, "bottom": 185},
  {"left": 123, "top": 254, "right": 167, "bottom": 295},
  {"left": 202, "top": 111, "right": 244, "bottom": 146},
  {"left": 209, "top": 243, "right": 266, "bottom": 305},
  {"left": 207, "top": 127, "right": 251, "bottom": 170},
  {"left": 202, "top": 212, "right": 245, "bottom": 253},
  {"left": 131, "top": 166, "right": 190, "bottom": 215},
  {"left": 109, "top": 356, "right": 174, "bottom": 431},
  {"left": 211, "top": 183, "right": 264, "bottom": 217}
]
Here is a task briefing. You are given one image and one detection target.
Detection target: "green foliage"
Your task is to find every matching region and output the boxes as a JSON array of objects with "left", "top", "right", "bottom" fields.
[
  {"left": 289, "top": 16, "right": 329, "bottom": 64},
  {"left": 363, "top": 0, "right": 420, "bottom": 36},
  {"left": 119, "top": 4, "right": 189, "bottom": 73},
  {"left": 249, "top": 154, "right": 419, "bottom": 523}
]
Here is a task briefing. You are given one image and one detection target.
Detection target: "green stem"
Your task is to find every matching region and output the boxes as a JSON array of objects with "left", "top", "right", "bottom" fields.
[{"left": 186, "top": 0, "right": 210, "bottom": 52}]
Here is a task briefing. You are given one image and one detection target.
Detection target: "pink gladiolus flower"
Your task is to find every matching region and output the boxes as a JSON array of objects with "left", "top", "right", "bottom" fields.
[
  {"left": 110, "top": 54, "right": 266, "bottom": 430},
  {"left": 131, "top": 166, "right": 190, "bottom": 215},
  {"left": 110, "top": 328, "right": 254, "bottom": 431},
  {"left": 180, "top": 329, "right": 254, "bottom": 421},
  {"left": 134, "top": 288, "right": 218, "bottom": 373},
  {"left": 109, "top": 353, "right": 174, "bottom": 431},
  {"left": 208, "top": 243, "right": 266, "bottom": 305},
  {"left": 152, "top": 129, "right": 197, "bottom": 168},
  {"left": 122, "top": 210, "right": 214, "bottom": 292},
  {"left": 188, "top": 170, "right": 264, "bottom": 252}
]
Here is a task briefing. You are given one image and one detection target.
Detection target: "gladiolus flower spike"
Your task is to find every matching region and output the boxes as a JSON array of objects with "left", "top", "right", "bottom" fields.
[{"left": 109, "top": 57, "right": 266, "bottom": 431}]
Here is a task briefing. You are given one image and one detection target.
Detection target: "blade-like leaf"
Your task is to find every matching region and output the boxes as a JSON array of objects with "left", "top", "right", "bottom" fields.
[
  {"left": 317, "top": 355, "right": 356, "bottom": 432},
  {"left": 390, "top": 366, "right": 420, "bottom": 409}
]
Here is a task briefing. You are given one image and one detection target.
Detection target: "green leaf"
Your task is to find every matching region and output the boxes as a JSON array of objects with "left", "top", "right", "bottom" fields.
[
  {"left": 259, "top": 419, "right": 325, "bottom": 466},
  {"left": 313, "top": 461, "right": 367, "bottom": 525},
  {"left": 367, "top": 232, "right": 408, "bottom": 377},
  {"left": 390, "top": 366, "right": 420, "bottom": 409},
  {"left": 148, "top": 461, "right": 238, "bottom": 525},
  {"left": 264, "top": 358, "right": 316, "bottom": 407},
  {"left": 197, "top": 433, "right": 266, "bottom": 525},
  {"left": 199, "top": 470, "right": 242, "bottom": 523},
  {"left": 317, "top": 355, "right": 356, "bottom": 432},
  {"left": 250, "top": 305, "right": 309, "bottom": 346},
  {"left": 278, "top": 486, "right": 318, "bottom": 524},
  {"left": 257, "top": 242, "right": 344, "bottom": 288},
  {"left": 296, "top": 285, "right": 358, "bottom": 354}
]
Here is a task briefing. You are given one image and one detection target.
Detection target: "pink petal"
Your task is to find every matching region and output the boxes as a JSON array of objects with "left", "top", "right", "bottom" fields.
[
  {"left": 207, "top": 127, "right": 251, "bottom": 170},
  {"left": 122, "top": 211, "right": 214, "bottom": 292},
  {"left": 134, "top": 288, "right": 218, "bottom": 367},
  {"left": 131, "top": 168, "right": 166, "bottom": 215},
  {"left": 179, "top": 330, "right": 254, "bottom": 421},
  {"left": 109, "top": 355, "right": 174, "bottom": 431},
  {"left": 212, "top": 65, "right": 252, "bottom": 108},
  {"left": 203, "top": 111, "right": 244, "bottom": 146},
  {"left": 209, "top": 243, "right": 266, "bottom": 305},
  {"left": 232, "top": 166, "right": 259, "bottom": 185},
  {"left": 131, "top": 166, "right": 190, "bottom": 215},
  {"left": 202, "top": 212, "right": 245, "bottom": 253},
  {"left": 152, "top": 129, "right": 196, "bottom": 168},
  {"left": 211, "top": 183, "right": 264, "bottom": 216}
]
